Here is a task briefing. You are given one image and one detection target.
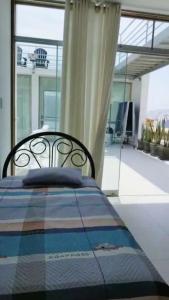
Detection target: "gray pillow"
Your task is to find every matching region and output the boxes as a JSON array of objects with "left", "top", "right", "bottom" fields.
[{"left": 23, "top": 167, "right": 83, "bottom": 187}]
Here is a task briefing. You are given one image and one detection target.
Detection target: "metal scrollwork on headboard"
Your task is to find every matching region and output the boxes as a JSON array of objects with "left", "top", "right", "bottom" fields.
[{"left": 2, "top": 132, "right": 95, "bottom": 179}]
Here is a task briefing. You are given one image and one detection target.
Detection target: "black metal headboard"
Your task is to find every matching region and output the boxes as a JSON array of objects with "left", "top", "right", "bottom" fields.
[{"left": 2, "top": 132, "right": 95, "bottom": 179}]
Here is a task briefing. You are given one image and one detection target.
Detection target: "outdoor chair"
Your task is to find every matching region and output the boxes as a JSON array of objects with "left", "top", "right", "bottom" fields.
[{"left": 34, "top": 48, "right": 49, "bottom": 68}]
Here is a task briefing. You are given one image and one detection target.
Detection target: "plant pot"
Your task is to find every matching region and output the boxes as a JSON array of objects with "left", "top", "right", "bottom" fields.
[
  {"left": 143, "top": 141, "right": 150, "bottom": 153},
  {"left": 157, "top": 145, "right": 169, "bottom": 160},
  {"left": 137, "top": 139, "right": 144, "bottom": 150},
  {"left": 150, "top": 143, "right": 159, "bottom": 156}
]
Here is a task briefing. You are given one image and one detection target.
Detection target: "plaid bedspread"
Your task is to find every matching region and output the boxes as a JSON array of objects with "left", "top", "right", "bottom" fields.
[{"left": 0, "top": 178, "right": 169, "bottom": 300}]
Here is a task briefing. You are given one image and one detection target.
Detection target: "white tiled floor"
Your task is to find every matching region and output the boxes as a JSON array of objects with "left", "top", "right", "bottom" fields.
[
  {"left": 119, "top": 148, "right": 169, "bottom": 195},
  {"left": 104, "top": 145, "right": 169, "bottom": 284},
  {"left": 103, "top": 146, "right": 169, "bottom": 195},
  {"left": 108, "top": 197, "right": 169, "bottom": 285}
]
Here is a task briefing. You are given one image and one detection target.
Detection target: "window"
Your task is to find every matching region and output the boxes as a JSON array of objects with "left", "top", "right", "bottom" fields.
[
  {"left": 16, "top": 5, "right": 64, "bottom": 40},
  {"left": 15, "top": 5, "right": 64, "bottom": 144}
]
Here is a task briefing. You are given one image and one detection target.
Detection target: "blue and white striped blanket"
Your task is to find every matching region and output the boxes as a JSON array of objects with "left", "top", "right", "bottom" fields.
[{"left": 0, "top": 176, "right": 169, "bottom": 300}]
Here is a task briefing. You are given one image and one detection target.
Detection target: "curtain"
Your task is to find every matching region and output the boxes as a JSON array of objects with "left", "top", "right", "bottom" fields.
[{"left": 61, "top": 0, "right": 121, "bottom": 185}]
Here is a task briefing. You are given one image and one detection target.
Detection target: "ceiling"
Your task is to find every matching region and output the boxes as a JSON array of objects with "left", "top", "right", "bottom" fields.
[
  {"left": 21, "top": 0, "right": 169, "bottom": 16},
  {"left": 114, "top": 0, "right": 169, "bottom": 15}
]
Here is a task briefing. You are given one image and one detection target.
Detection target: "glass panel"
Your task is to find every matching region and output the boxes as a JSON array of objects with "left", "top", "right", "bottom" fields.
[
  {"left": 16, "top": 5, "right": 64, "bottom": 40},
  {"left": 118, "top": 59, "right": 169, "bottom": 196},
  {"left": 102, "top": 52, "right": 129, "bottom": 194},
  {"left": 154, "top": 21, "right": 169, "bottom": 49},
  {"left": 16, "top": 75, "right": 31, "bottom": 142},
  {"left": 119, "top": 17, "right": 169, "bottom": 51},
  {"left": 43, "top": 91, "right": 58, "bottom": 130},
  {"left": 39, "top": 76, "right": 61, "bottom": 131}
]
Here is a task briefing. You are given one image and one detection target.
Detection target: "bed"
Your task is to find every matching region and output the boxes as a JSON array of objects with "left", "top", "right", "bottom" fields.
[{"left": 0, "top": 132, "right": 169, "bottom": 300}]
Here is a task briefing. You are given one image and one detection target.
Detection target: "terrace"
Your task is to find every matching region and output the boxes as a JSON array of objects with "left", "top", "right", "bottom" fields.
[{"left": 102, "top": 145, "right": 169, "bottom": 196}]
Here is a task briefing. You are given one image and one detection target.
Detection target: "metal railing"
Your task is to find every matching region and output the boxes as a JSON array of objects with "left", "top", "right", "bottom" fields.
[
  {"left": 16, "top": 43, "right": 63, "bottom": 71},
  {"left": 17, "top": 19, "right": 169, "bottom": 71},
  {"left": 117, "top": 18, "right": 169, "bottom": 66}
]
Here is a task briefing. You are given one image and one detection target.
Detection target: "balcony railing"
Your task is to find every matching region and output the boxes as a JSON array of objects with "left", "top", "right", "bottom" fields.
[
  {"left": 16, "top": 43, "right": 63, "bottom": 71},
  {"left": 117, "top": 18, "right": 169, "bottom": 66}
]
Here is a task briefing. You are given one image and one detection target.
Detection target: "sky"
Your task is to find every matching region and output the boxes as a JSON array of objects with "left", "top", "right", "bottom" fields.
[
  {"left": 16, "top": 5, "right": 64, "bottom": 40},
  {"left": 16, "top": 4, "right": 169, "bottom": 114}
]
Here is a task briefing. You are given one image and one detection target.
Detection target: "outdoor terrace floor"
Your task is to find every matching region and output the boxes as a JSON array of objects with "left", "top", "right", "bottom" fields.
[
  {"left": 103, "top": 145, "right": 169, "bottom": 196},
  {"left": 105, "top": 146, "right": 169, "bottom": 285}
]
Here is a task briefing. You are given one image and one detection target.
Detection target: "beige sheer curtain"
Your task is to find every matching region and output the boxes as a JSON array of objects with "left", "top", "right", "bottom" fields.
[{"left": 61, "top": 0, "right": 121, "bottom": 185}]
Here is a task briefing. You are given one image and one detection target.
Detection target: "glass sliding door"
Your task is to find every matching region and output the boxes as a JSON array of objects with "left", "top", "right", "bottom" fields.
[
  {"left": 102, "top": 52, "right": 130, "bottom": 195},
  {"left": 14, "top": 4, "right": 64, "bottom": 175},
  {"left": 15, "top": 4, "right": 64, "bottom": 143}
]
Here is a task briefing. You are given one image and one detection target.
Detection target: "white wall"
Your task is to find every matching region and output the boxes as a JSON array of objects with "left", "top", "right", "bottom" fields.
[
  {"left": 0, "top": 0, "right": 11, "bottom": 177},
  {"left": 147, "top": 65, "right": 169, "bottom": 112}
]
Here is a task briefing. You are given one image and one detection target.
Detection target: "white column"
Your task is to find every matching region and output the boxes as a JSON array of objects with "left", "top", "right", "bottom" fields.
[{"left": 0, "top": 0, "right": 11, "bottom": 177}]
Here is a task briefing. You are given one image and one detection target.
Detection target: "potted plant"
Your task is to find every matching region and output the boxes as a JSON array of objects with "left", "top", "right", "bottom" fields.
[
  {"left": 158, "top": 123, "right": 169, "bottom": 160},
  {"left": 150, "top": 122, "right": 161, "bottom": 156},
  {"left": 143, "top": 123, "right": 153, "bottom": 153},
  {"left": 137, "top": 125, "right": 144, "bottom": 150}
]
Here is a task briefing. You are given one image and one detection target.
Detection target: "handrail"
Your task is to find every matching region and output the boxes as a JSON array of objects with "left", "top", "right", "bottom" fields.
[
  {"left": 119, "top": 19, "right": 168, "bottom": 48},
  {"left": 120, "top": 18, "right": 136, "bottom": 37},
  {"left": 117, "top": 19, "right": 169, "bottom": 67},
  {"left": 121, "top": 20, "right": 147, "bottom": 44}
]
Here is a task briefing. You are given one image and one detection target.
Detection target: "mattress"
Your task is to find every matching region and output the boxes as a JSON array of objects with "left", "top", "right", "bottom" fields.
[{"left": 0, "top": 176, "right": 169, "bottom": 300}]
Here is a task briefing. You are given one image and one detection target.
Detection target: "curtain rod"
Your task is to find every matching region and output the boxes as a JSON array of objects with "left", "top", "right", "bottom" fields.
[
  {"left": 122, "top": 9, "right": 169, "bottom": 22},
  {"left": 15, "top": 0, "right": 119, "bottom": 9}
]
